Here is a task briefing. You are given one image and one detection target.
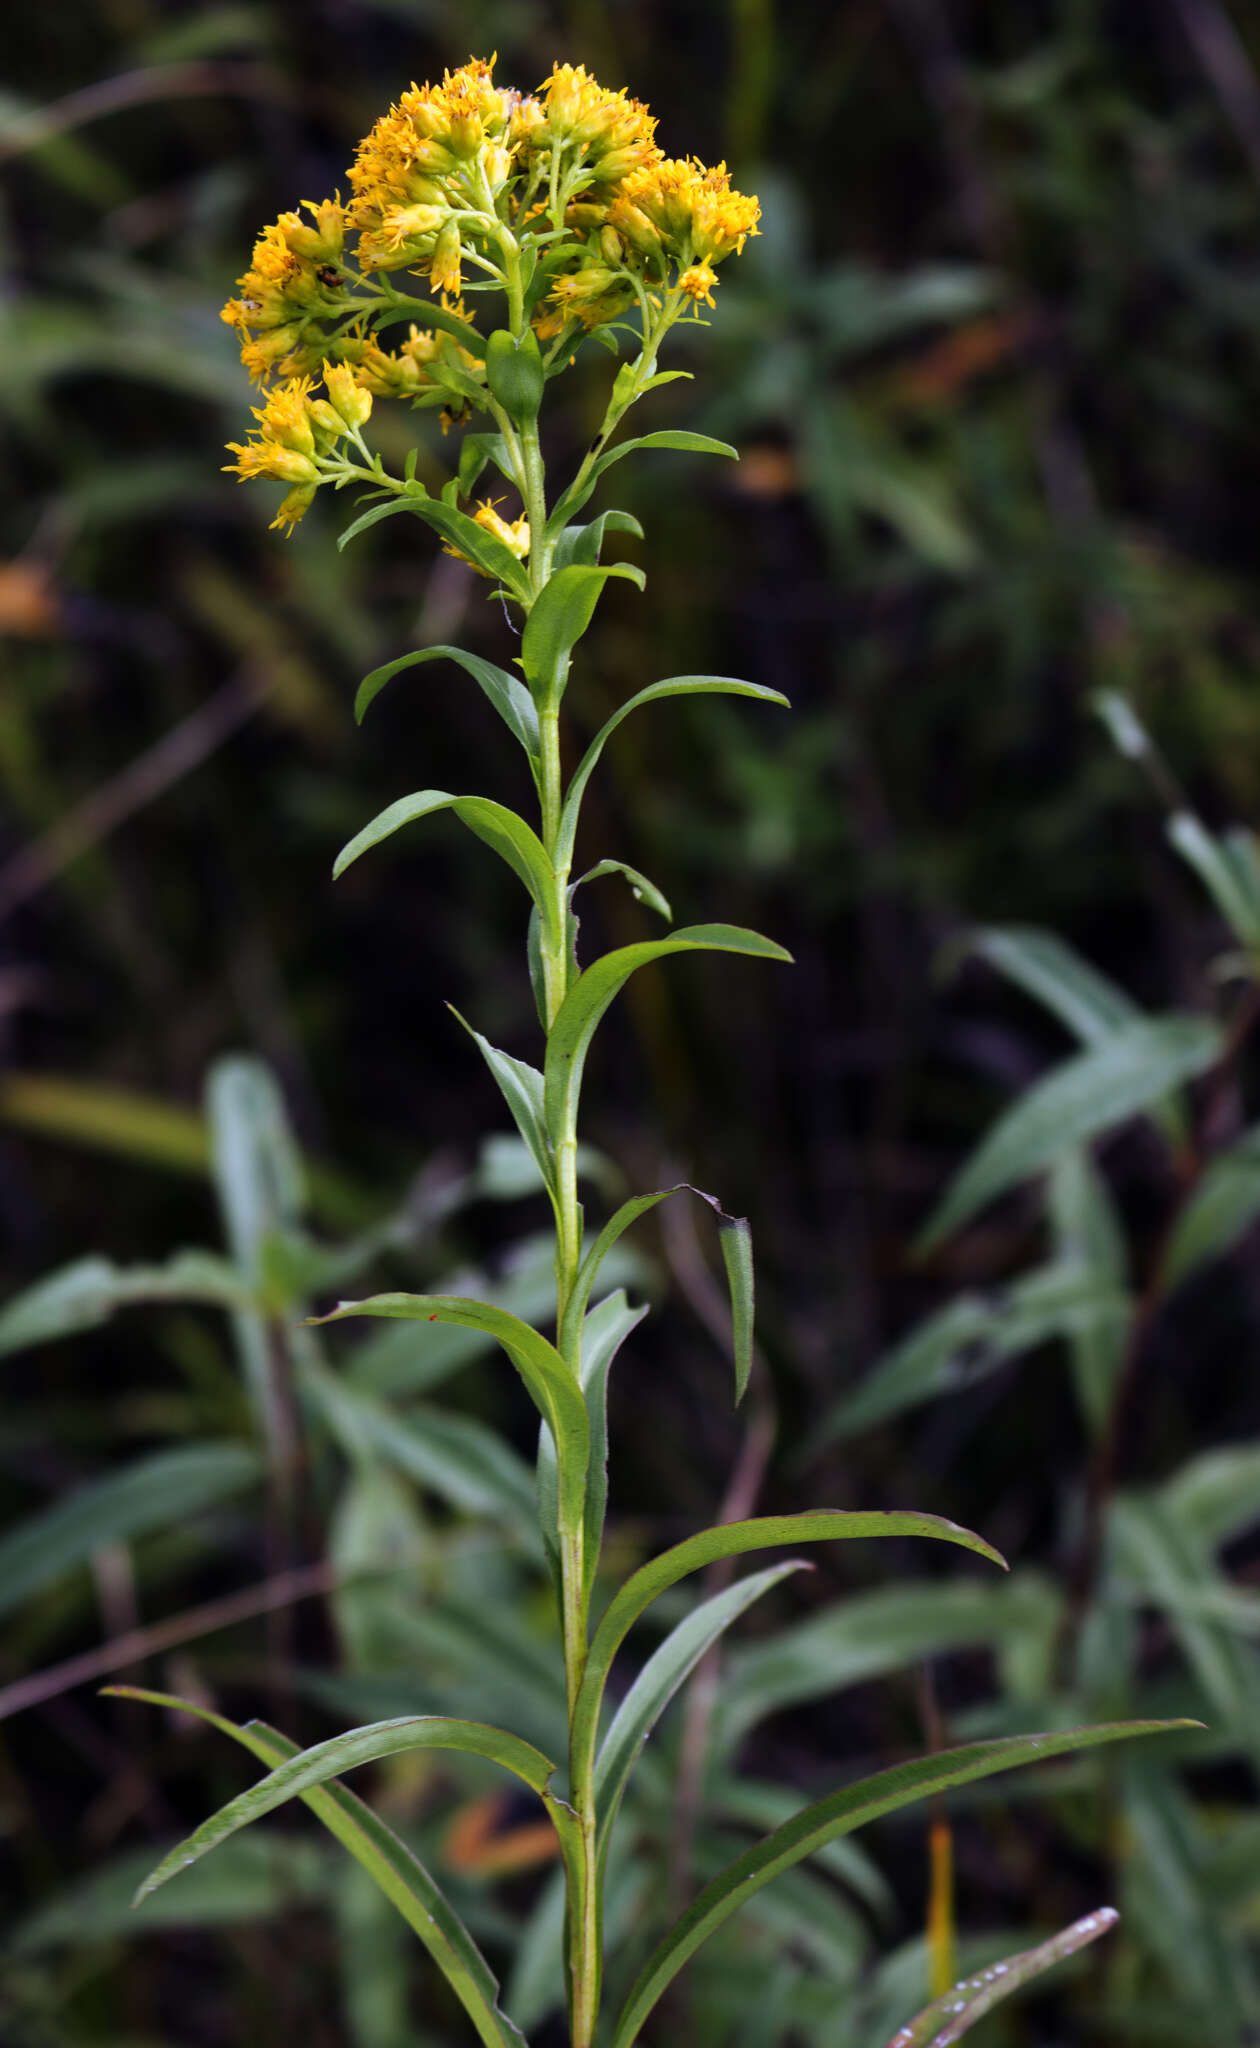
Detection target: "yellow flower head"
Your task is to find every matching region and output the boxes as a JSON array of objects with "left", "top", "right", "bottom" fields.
[
  {"left": 679, "top": 261, "right": 718, "bottom": 309},
  {"left": 220, "top": 201, "right": 351, "bottom": 381},
  {"left": 548, "top": 265, "right": 635, "bottom": 333},
  {"left": 525, "top": 63, "right": 661, "bottom": 186},
  {"left": 610, "top": 157, "right": 759, "bottom": 278},
  {"left": 348, "top": 56, "right": 516, "bottom": 267},
  {"left": 340, "top": 327, "right": 442, "bottom": 399}
]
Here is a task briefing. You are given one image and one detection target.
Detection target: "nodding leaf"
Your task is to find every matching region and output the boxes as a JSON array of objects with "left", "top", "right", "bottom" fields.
[
  {"left": 125, "top": 1709, "right": 578, "bottom": 1908},
  {"left": 609, "top": 1723, "right": 1198, "bottom": 2048},
  {"left": 884, "top": 1906, "right": 1120, "bottom": 2047},
  {"left": 105, "top": 1688, "right": 526, "bottom": 2048},
  {"left": 338, "top": 495, "right": 531, "bottom": 601},
  {"left": 559, "top": 1184, "right": 754, "bottom": 1403},
  {"left": 354, "top": 646, "right": 539, "bottom": 762},
  {"left": 915, "top": 1016, "right": 1223, "bottom": 1257},
  {"left": 520, "top": 564, "right": 644, "bottom": 711},
  {"left": 568, "top": 1511, "right": 1008, "bottom": 1813},
  {"left": 332, "top": 792, "right": 562, "bottom": 954},
  {"left": 572, "top": 858, "right": 672, "bottom": 925},
  {"left": 543, "top": 927, "right": 792, "bottom": 1158},
  {"left": 557, "top": 677, "right": 789, "bottom": 870},
  {"left": 308, "top": 1293, "right": 588, "bottom": 1532}
]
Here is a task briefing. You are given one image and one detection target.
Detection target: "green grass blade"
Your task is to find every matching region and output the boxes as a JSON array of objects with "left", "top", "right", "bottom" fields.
[
  {"left": 610, "top": 1724, "right": 1197, "bottom": 2048},
  {"left": 105, "top": 1689, "right": 527, "bottom": 2047},
  {"left": 884, "top": 1906, "right": 1119, "bottom": 2046}
]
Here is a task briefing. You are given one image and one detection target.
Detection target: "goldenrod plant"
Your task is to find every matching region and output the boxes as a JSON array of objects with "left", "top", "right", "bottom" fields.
[{"left": 103, "top": 58, "right": 1189, "bottom": 2046}]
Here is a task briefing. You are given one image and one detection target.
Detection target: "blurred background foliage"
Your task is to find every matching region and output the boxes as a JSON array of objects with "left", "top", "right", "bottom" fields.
[{"left": 6, "top": 1, "right": 1260, "bottom": 2043}]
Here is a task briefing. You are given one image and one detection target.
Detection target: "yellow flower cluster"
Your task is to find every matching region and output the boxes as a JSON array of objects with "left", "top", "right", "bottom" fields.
[
  {"left": 442, "top": 498, "right": 531, "bottom": 575},
  {"left": 220, "top": 199, "right": 350, "bottom": 384},
  {"left": 224, "top": 366, "right": 372, "bottom": 531},
  {"left": 219, "top": 58, "right": 758, "bottom": 528}
]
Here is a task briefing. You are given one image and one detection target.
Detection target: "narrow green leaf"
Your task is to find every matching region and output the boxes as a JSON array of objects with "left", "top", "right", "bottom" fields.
[
  {"left": 0, "top": 1249, "right": 248, "bottom": 1357},
  {"left": 718, "top": 1213, "right": 755, "bottom": 1401},
  {"left": 916, "top": 1016, "right": 1223, "bottom": 1254},
  {"left": 105, "top": 1689, "right": 526, "bottom": 2048},
  {"left": 885, "top": 1906, "right": 1119, "bottom": 2046},
  {"left": 520, "top": 564, "right": 643, "bottom": 711},
  {"left": 449, "top": 1010, "right": 555, "bottom": 1196},
  {"left": 574, "top": 858, "right": 672, "bottom": 924},
  {"left": 0, "top": 1442, "right": 261, "bottom": 1622},
  {"left": 340, "top": 494, "right": 532, "bottom": 601},
  {"left": 543, "top": 928, "right": 792, "bottom": 1153},
  {"left": 557, "top": 677, "right": 789, "bottom": 871},
  {"left": 1163, "top": 1123, "right": 1260, "bottom": 1290},
  {"left": 551, "top": 509, "right": 644, "bottom": 571},
  {"left": 1159, "top": 1445, "right": 1260, "bottom": 1555},
  {"left": 538, "top": 1291, "right": 648, "bottom": 1598},
  {"left": 967, "top": 926, "right": 1141, "bottom": 1045},
  {"left": 595, "top": 1563, "right": 807, "bottom": 1879},
  {"left": 1047, "top": 1150, "right": 1131, "bottom": 1438},
  {"left": 485, "top": 327, "right": 543, "bottom": 421},
  {"left": 561, "top": 1183, "right": 746, "bottom": 1356},
  {"left": 309, "top": 1293, "right": 588, "bottom": 1532},
  {"left": 610, "top": 1723, "right": 1196, "bottom": 2048},
  {"left": 131, "top": 1713, "right": 574, "bottom": 1907},
  {"left": 815, "top": 1261, "right": 1130, "bottom": 1444},
  {"left": 354, "top": 646, "right": 539, "bottom": 761},
  {"left": 332, "top": 793, "right": 560, "bottom": 953},
  {"left": 570, "top": 1512, "right": 1006, "bottom": 1812},
  {"left": 550, "top": 432, "right": 737, "bottom": 528},
  {"left": 1167, "top": 812, "right": 1260, "bottom": 952}
]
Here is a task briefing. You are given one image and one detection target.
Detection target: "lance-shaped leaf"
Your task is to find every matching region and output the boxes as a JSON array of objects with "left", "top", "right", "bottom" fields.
[
  {"left": 106, "top": 1689, "right": 527, "bottom": 2048},
  {"left": 595, "top": 1562, "right": 809, "bottom": 1880},
  {"left": 966, "top": 926, "right": 1141, "bottom": 1045},
  {"left": 883, "top": 1906, "right": 1119, "bottom": 2046},
  {"left": 549, "top": 432, "right": 737, "bottom": 529},
  {"left": 354, "top": 645, "right": 539, "bottom": 762},
  {"left": 916, "top": 1016, "right": 1223, "bottom": 1255},
  {"left": 556, "top": 677, "right": 789, "bottom": 870},
  {"left": 0, "top": 1249, "right": 248, "bottom": 1358},
  {"left": 573, "top": 858, "right": 672, "bottom": 924},
  {"left": 1163, "top": 1122, "right": 1260, "bottom": 1291},
  {"left": 569, "top": 1512, "right": 1006, "bottom": 1802},
  {"left": 543, "top": 927, "right": 792, "bottom": 1149},
  {"left": 520, "top": 564, "right": 644, "bottom": 712},
  {"left": 132, "top": 1712, "right": 577, "bottom": 1908},
  {"left": 1167, "top": 812, "right": 1260, "bottom": 953},
  {"left": 332, "top": 793, "right": 562, "bottom": 957},
  {"left": 610, "top": 1724, "right": 1195, "bottom": 2048},
  {"left": 449, "top": 1010, "right": 555, "bottom": 1197},
  {"left": 560, "top": 1183, "right": 753, "bottom": 1399},
  {"left": 338, "top": 492, "right": 532, "bottom": 600},
  {"left": 537, "top": 1291, "right": 648, "bottom": 1596},
  {"left": 0, "top": 1442, "right": 261, "bottom": 1622},
  {"left": 309, "top": 1294, "right": 588, "bottom": 1532},
  {"left": 551, "top": 509, "right": 644, "bottom": 571}
]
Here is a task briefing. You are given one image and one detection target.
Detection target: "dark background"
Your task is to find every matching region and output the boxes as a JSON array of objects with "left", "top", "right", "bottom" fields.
[{"left": 5, "top": 2, "right": 1260, "bottom": 2042}]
